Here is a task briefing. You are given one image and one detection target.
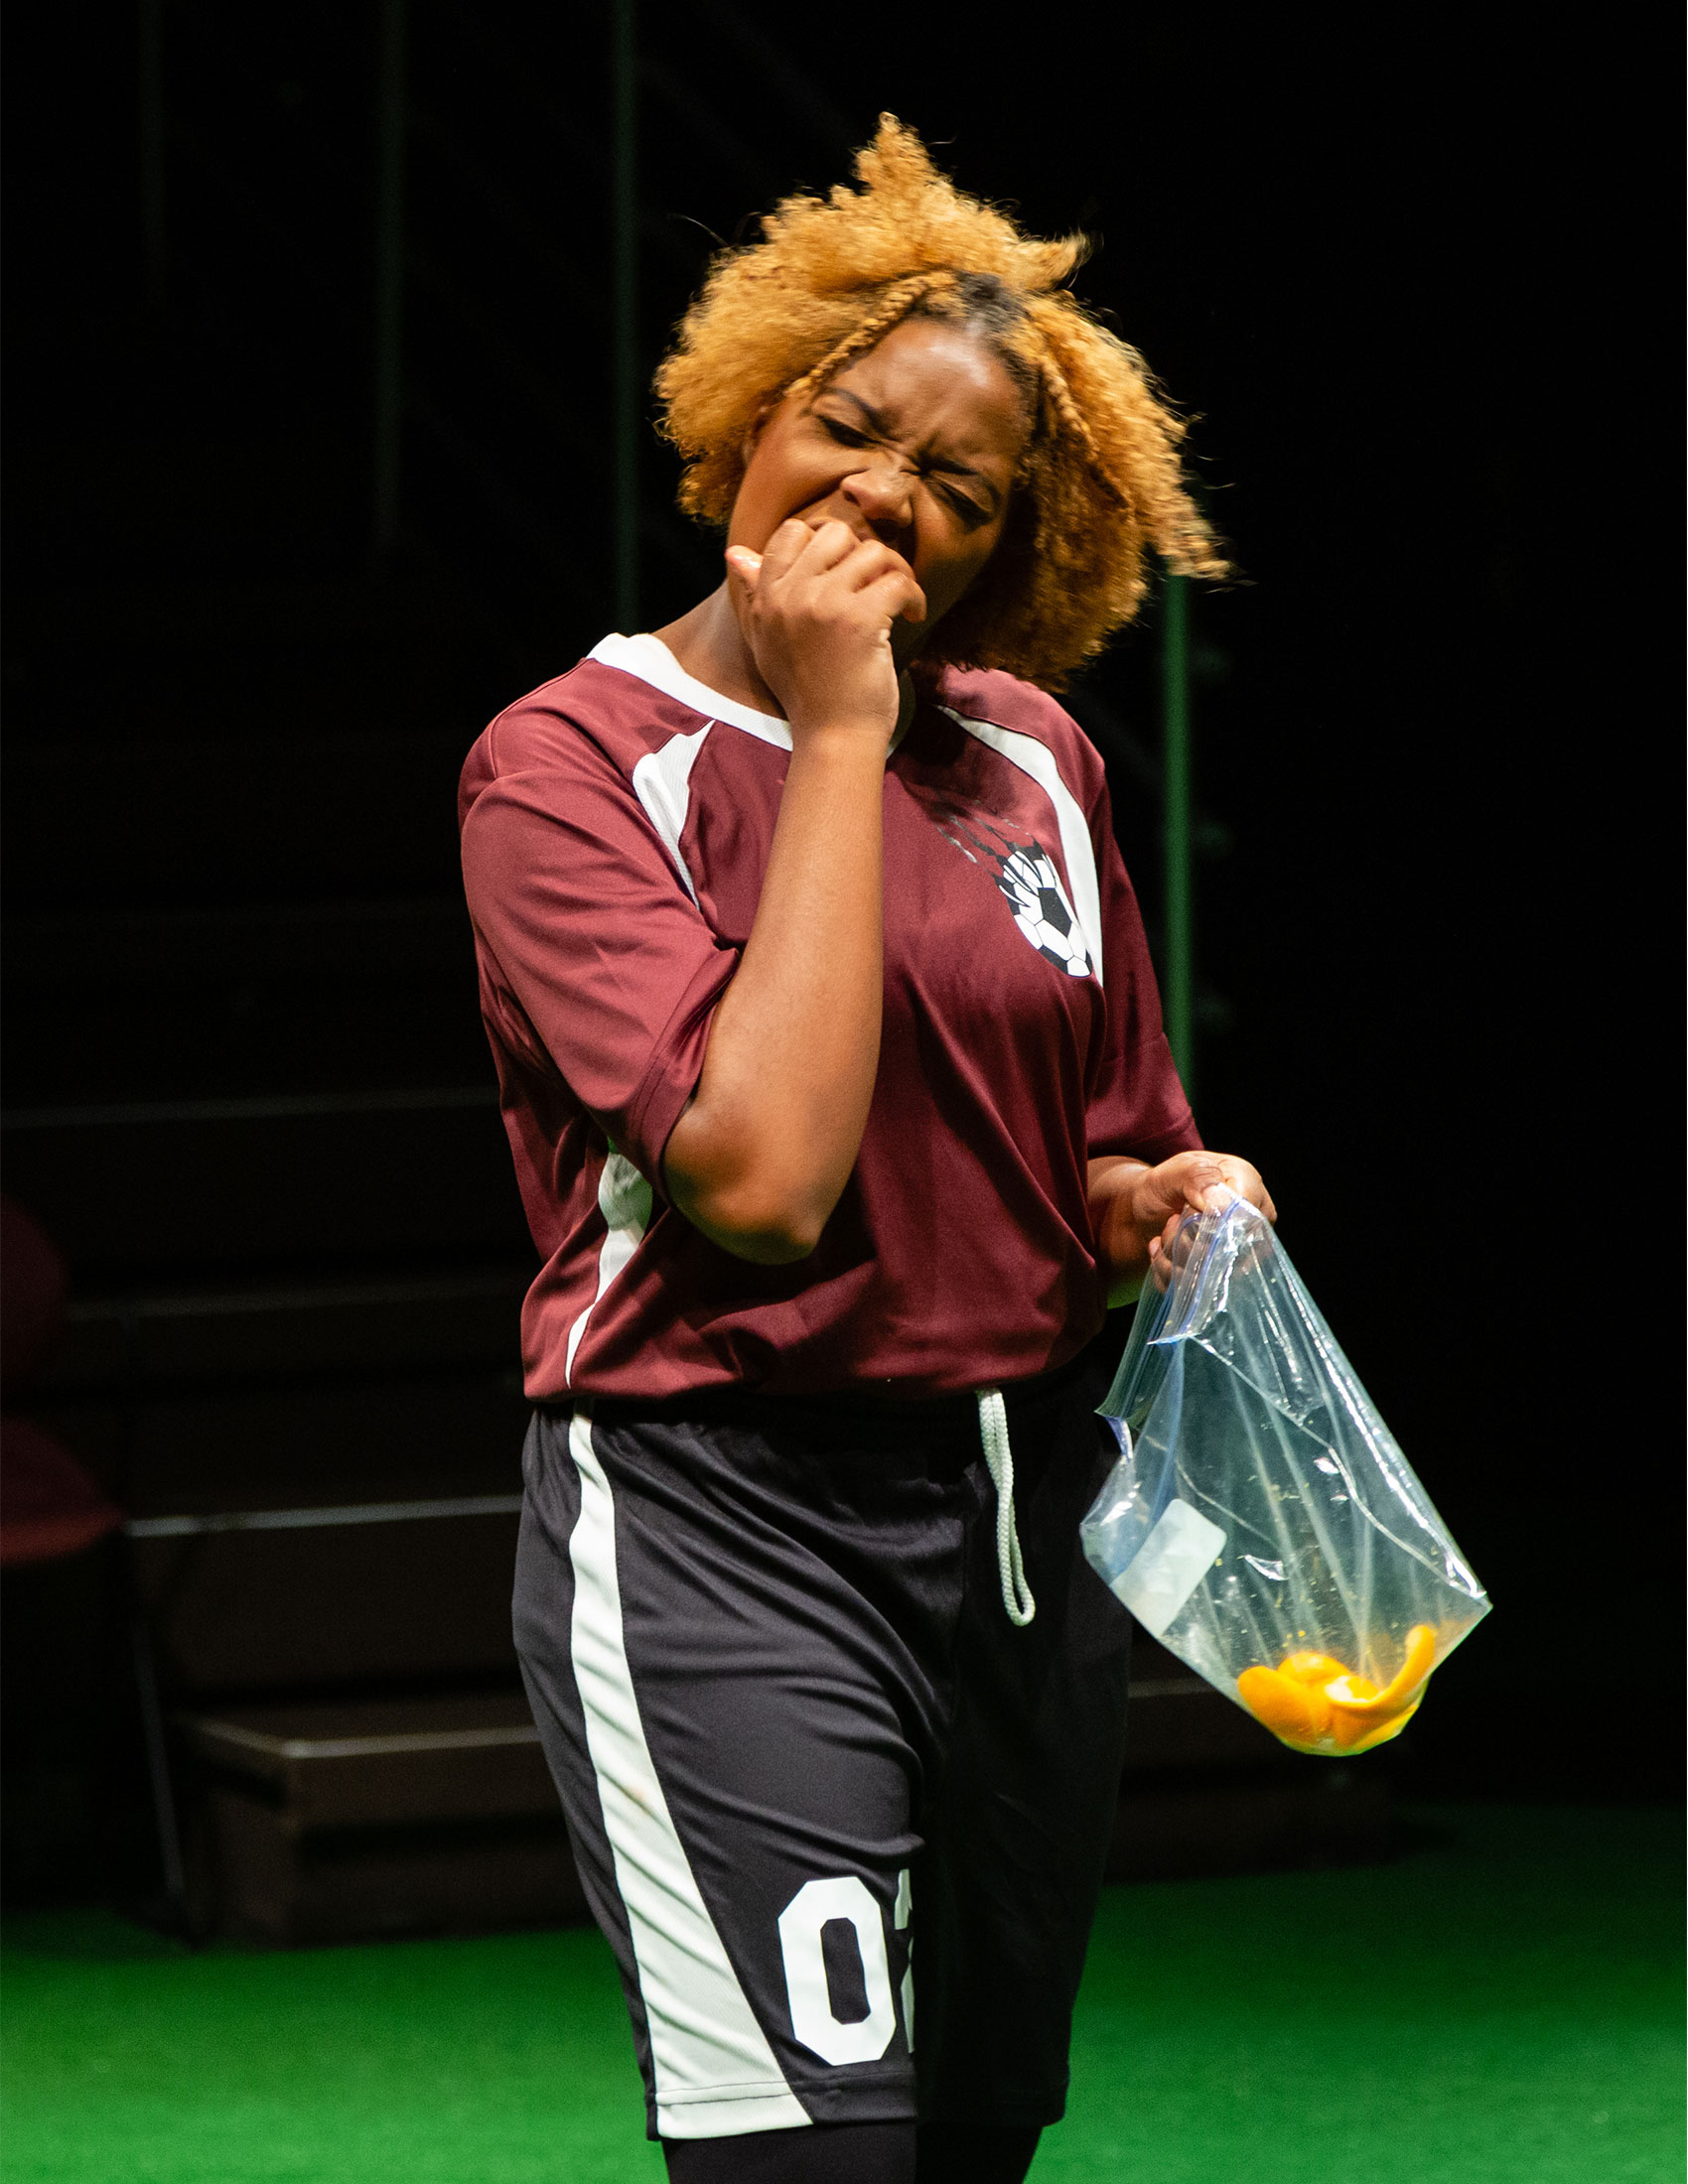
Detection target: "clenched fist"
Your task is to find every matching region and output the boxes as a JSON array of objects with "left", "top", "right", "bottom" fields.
[
  {"left": 1089, "top": 1151, "right": 1276, "bottom": 1301},
  {"left": 725, "top": 517, "right": 926, "bottom": 746}
]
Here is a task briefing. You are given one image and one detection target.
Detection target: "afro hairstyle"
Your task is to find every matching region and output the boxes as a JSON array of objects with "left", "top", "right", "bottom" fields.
[{"left": 654, "top": 116, "right": 1226, "bottom": 691}]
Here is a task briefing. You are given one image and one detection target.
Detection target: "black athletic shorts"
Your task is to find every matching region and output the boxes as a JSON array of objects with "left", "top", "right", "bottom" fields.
[{"left": 512, "top": 1350, "right": 1132, "bottom": 2145}]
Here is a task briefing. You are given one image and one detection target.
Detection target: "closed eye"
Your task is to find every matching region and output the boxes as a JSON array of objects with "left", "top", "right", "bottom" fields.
[
  {"left": 932, "top": 477, "right": 991, "bottom": 524},
  {"left": 815, "top": 411, "right": 992, "bottom": 523}
]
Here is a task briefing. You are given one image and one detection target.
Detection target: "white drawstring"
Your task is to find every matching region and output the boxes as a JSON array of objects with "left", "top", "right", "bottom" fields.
[{"left": 975, "top": 1390, "right": 1036, "bottom": 1627}]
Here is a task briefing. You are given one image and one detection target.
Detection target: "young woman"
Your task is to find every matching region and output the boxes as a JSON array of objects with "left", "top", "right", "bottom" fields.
[{"left": 460, "top": 119, "right": 1273, "bottom": 2184}]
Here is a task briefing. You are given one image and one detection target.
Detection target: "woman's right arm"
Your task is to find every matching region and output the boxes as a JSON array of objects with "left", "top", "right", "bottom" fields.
[{"left": 661, "top": 518, "right": 923, "bottom": 1264}]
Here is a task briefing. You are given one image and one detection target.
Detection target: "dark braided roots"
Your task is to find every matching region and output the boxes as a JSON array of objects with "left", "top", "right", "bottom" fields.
[
  {"left": 783, "top": 268, "right": 963, "bottom": 410},
  {"left": 654, "top": 117, "right": 1226, "bottom": 690}
]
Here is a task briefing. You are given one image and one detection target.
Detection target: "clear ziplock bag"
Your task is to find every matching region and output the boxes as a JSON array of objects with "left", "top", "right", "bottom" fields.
[{"left": 1081, "top": 1197, "right": 1489, "bottom": 1755}]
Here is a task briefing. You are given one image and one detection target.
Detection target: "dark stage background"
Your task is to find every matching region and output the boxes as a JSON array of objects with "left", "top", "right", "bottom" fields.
[{"left": 2, "top": 3, "right": 1678, "bottom": 1911}]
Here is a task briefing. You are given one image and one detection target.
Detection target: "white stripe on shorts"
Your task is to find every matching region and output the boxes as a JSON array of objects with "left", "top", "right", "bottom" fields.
[{"left": 566, "top": 1410, "right": 810, "bottom": 2139}]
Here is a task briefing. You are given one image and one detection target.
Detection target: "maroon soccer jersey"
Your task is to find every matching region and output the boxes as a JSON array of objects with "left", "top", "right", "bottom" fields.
[{"left": 458, "top": 634, "right": 1199, "bottom": 1401}]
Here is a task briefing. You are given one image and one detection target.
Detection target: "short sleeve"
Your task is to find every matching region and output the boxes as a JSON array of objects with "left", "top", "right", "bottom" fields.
[
  {"left": 1084, "top": 780, "right": 1202, "bottom": 1164},
  {"left": 459, "top": 735, "right": 737, "bottom": 1189}
]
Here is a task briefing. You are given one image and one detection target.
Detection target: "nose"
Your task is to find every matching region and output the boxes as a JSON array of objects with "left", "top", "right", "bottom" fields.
[{"left": 841, "top": 454, "right": 915, "bottom": 543}]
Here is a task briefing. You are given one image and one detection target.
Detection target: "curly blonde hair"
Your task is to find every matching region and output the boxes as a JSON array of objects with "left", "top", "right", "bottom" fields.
[{"left": 655, "top": 116, "right": 1225, "bottom": 691}]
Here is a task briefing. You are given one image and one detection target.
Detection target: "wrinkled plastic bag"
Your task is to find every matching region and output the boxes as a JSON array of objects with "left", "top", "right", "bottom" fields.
[{"left": 1082, "top": 1196, "right": 1489, "bottom": 1755}]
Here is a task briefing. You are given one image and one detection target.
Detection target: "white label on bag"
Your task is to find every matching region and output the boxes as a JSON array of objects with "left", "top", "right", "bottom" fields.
[{"left": 1114, "top": 1498, "right": 1227, "bottom": 1638}]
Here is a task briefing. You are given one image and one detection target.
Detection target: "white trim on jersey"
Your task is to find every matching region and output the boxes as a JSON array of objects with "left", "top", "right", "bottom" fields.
[
  {"left": 591, "top": 632, "right": 795, "bottom": 751},
  {"left": 566, "top": 1411, "right": 811, "bottom": 2139},
  {"left": 563, "top": 1152, "right": 652, "bottom": 1387},
  {"left": 588, "top": 643, "right": 1103, "bottom": 989},
  {"left": 939, "top": 707, "right": 1105, "bottom": 984},
  {"left": 631, "top": 724, "right": 712, "bottom": 903}
]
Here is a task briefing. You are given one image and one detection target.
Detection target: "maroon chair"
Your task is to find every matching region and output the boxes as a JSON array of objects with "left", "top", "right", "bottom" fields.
[{"left": 0, "top": 1198, "right": 121, "bottom": 1566}]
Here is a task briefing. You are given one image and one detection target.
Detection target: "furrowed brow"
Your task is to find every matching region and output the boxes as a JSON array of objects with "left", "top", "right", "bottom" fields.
[
  {"left": 820, "top": 388, "right": 891, "bottom": 434},
  {"left": 819, "top": 387, "right": 1002, "bottom": 511}
]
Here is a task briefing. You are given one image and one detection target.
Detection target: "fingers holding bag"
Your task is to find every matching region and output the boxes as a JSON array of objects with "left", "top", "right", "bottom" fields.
[{"left": 1135, "top": 1152, "right": 1276, "bottom": 1291}]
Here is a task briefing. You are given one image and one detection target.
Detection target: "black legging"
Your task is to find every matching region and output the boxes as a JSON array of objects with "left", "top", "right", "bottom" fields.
[{"left": 662, "top": 2119, "right": 1041, "bottom": 2183}]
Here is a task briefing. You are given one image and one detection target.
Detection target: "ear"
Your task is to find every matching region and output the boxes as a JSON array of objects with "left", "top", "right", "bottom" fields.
[{"left": 740, "top": 393, "right": 779, "bottom": 468}]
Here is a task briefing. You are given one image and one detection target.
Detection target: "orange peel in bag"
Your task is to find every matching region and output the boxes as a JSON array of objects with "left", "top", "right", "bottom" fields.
[{"left": 1237, "top": 1623, "right": 1438, "bottom": 1756}]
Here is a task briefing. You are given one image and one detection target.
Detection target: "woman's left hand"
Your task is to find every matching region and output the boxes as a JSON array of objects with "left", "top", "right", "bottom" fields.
[{"left": 1087, "top": 1152, "right": 1276, "bottom": 1303}]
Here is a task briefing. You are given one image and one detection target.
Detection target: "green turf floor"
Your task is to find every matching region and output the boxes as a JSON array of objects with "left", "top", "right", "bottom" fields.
[{"left": 3, "top": 1805, "right": 1680, "bottom": 2183}]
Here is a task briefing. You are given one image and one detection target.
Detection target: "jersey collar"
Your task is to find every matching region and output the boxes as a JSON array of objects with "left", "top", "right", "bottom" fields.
[
  {"left": 589, "top": 633, "right": 792, "bottom": 750},
  {"left": 590, "top": 633, "right": 915, "bottom": 756}
]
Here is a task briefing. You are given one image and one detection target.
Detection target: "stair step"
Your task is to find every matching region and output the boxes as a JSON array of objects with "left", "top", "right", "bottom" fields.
[
  {"left": 4, "top": 579, "right": 510, "bottom": 746},
  {"left": 36, "top": 1364, "right": 530, "bottom": 1519},
  {"left": 192, "top": 1781, "right": 581, "bottom": 1944},
  {"left": 5, "top": 897, "right": 474, "bottom": 984},
  {"left": 133, "top": 1502, "right": 524, "bottom": 1693},
  {"left": 179, "top": 1690, "right": 551, "bottom": 1830},
  {"left": 3, "top": 898, "right": 490, "bottom": 1105},
  {"left": 3, "top": 734, "right": 475, "bottom": 909},
  {"left": 2, "top": 1088, "right": 527, "bottom": 1277},
  {"left": 45, "top": 1263, "right": 531, "bottom": 1391}
]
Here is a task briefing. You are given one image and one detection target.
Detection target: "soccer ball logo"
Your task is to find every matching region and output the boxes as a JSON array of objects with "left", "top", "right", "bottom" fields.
[
  {"left": 997, "top": 841, "right": 1092, "bottom": 977},
  {"left": 932, "top": 808, "right": 1093, "bottom": 979}
]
